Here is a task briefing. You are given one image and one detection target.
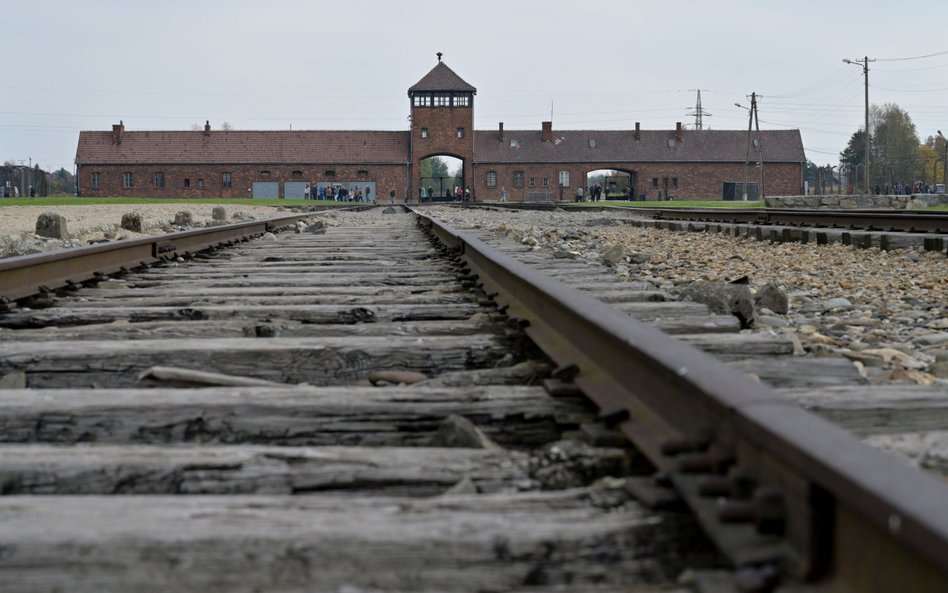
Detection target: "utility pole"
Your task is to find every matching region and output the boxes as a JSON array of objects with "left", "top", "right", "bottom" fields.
[
  {"left": 737, "top": 93, "right": 764, "bottom": 201},
  {"left": 752, "top": 93, "right": 765, "bottom": 199},
  {"left": 740, "top": 95, "right": 753, "bottom": 201},
  {"left": 844, "top": 56, "right": 875, "bottom": 194},
  {"left": 939, "top": 131, "right": 947, "bottom": 192}
]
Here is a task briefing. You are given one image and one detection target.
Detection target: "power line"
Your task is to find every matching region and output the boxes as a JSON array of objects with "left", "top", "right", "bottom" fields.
[{"left": 876, "top": 49, "right": 948, "bottom": 62}]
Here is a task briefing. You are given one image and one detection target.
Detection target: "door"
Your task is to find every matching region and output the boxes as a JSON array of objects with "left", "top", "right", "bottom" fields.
[{"left": 252, "top": 182, "right": 279, "bottom": 199}]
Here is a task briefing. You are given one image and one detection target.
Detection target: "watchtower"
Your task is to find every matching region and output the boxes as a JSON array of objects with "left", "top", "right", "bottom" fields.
[{"left": 408, "top": 53, "right": 476, "bottom": 199}]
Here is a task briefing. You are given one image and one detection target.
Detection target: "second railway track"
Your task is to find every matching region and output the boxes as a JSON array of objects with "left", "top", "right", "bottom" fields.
[{"left": 0, "top": 206, "right": 945, "bottom": 592}]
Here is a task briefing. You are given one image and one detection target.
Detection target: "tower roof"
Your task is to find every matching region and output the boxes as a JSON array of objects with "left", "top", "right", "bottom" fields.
[{"left": 408, "top": 59, "right": 476, "bottom": 94}]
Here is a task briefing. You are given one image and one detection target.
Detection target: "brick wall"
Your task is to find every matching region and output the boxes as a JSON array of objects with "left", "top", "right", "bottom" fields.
[
  {"left": 473, "top": 161, "right": 803, "bottom": 201},
  {"left": 410, "top": 103, "right": 474, "bottom": 197},
  {"left": 77, "top": 163, "right": 412, "bottom": 201}
]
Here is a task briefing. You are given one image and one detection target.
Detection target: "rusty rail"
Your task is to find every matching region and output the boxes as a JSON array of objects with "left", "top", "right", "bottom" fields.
[
  {"left": 416, "top": 210, "right": 948, "bottom": 591},
  {"left": 461, "top": 202, "right": 948, "bottom": 233},
  {"left": 0, "top": 214, "right": 310, "bottom": 302}
]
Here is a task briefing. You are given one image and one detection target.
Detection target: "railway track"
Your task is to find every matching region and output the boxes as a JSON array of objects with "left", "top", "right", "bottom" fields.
[
  {"left": 0, "top": 206, "right": 945, "bottom": 592},
  {"left": 470, "top": 204, "right": 948, "bottom": 252}
]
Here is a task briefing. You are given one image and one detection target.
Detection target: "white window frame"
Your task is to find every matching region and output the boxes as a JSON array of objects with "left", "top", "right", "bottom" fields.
[
  {"left": 558, "top": 171, "right": 570, "bottom": 187},
  {"left": 486, "top": 171, "right": 497, "bottom": 188},
  {"left": 122, "top": 172, "right": 133, "bottom": 188}
]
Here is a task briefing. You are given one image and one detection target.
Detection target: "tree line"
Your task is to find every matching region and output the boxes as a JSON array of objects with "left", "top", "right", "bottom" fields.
[{"left": 834, "top": 103, "right": 946, "bottom": 192}]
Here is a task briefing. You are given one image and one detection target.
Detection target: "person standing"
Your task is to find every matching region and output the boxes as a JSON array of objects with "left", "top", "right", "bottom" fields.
[
  {"left": 500, "top": 186, "right": 508, "bottom": 203},
  {"left": 575, "top": 186, "right": 584, "bottom": 202},
  {"left": 389, "top": 188, "right": 396, "bottom": 204}
]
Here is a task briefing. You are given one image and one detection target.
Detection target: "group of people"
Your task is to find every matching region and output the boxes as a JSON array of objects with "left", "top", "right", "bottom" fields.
[
  {"left": 866, "top": 182, "right": 944, "bottom": 195},
  {"left": 575, "top": 184, "right": 612, "bottom": 202},
  {"left": 315, "top": 184, "right": 374, "bottom": 203},
  {"left": 1, "top": 185, "right": 34, "bottom": 197},
  {"left": 415, "top": 185, "right": 471, "bottom": 202}
]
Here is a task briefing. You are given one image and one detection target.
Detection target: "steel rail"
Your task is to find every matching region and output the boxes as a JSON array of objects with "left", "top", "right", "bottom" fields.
[
  {"left": 415, "top": 210, "right": 948, "bottom": 591},
  {"left": 459, "top": 203, "right": 948, "bottom": 233},
  {"left": 0, "top": 214, "right": 311, "bottom": 302},
  {"left": 640, "top": 208, "right": 948, "bottom": 233}
]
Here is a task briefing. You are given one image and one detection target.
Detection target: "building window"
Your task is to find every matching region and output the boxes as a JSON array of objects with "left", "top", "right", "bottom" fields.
[
  {"left": 672, "top": 177, "right": 678, "bottom": 188},
  {"left": 420, "top": 128, "right": 428, "bottom": 139},
  {"left": 433, "top": 93, "right": 450, "bottom": 107},
  {"left": 222, "top": 172, "right": 232, "bottom": 188},
  {"left": 588, "top": 138, "right": 597, "bottom": 148},
  {"left": 324, "top": 170, "right": 335, "bottom": 178},
  {"left": 456, "top": 127, "right": 465, "bottom": 139},
  {"left": 260, "top": 170, "right": 271, "bottom": 177},
  {"left": 509, "top": 139, "right": 519, "bottom": 148},
  {"left": 198, "top": 179, "right": 204, "bottom": 189},
  {"left": 184, "top": 178, "right": 190, "bottom": 188},
  {"left": 357, "top": 169, "right": 369, "bottom": 177},
  {"left": 529, "top": 177, "right": 536, "bottom": 188},
  {"left": 652, "top": 178, "right": 658, "bottom": 188},
  {"left": 153, "top": 172, "right": 165, "bottom": 188},
  {"left": 122, "top": 172, "right": 133, "bottom": 188},
  {"left": 486, "top": 171, "right": 497, "bottom": 188},
  {"left": 558, "top": 171, "right": 570, "bottom": 187},
  {"left": 91, "top": 172, "right": 101, "bottom": 189},
  {"left": 413, "top": 94, "right": 431, "bottom": 107},
  {"left": 291, "top": 170, "right": 303, "bottom": 177},
  {"left": 452, "top": 94, "right": 470, "bottom": 107},
  {"left": 513, "top": 171, "right": 524, "bottom": 187},
  {"left": 667, "top": 138, "right": 676, "bottom": 148},
  {"left": 662, "top": 177, "right": 669, "bottom": 188},
  {"left": 542, "top": 177, "right": 550, "bottom": 188},
  {"left": 752, "top": 139, "right": 761, "bottom": 149}
]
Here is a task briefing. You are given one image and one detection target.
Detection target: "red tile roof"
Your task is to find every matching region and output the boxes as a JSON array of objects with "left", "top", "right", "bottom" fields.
[
  {"left": 408, "top": 62, "right": 477, "bottom": 94},
  {"left": 75, "top": 130, "right": 410, "bottom": 165},
  {"left": 473, "top": 129, "right": 806, "bottom": 164},
  {"left": 75, "top": 126, "right": 804, "bottom": 167}
]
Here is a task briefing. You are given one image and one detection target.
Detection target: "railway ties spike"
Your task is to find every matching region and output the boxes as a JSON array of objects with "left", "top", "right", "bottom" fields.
[
  {"left": 718, "top": 487, "right": 786, "bottom": 537},
  {"left": 675, "top": 445, "right": 734, "bottom": 475}
]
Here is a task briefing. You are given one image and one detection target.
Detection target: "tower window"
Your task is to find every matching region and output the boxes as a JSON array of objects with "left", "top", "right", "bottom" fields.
[
  {"left": 420, "top": 128, "right": 428, "bottom": 139},
  {"left": 456, "top": 127, "right": 465, "bottom": 139}
]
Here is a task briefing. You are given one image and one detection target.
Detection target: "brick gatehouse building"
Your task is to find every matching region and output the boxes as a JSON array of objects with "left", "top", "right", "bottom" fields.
[{"left": 75, "top": 56, "right": 805, "bottom": 201}]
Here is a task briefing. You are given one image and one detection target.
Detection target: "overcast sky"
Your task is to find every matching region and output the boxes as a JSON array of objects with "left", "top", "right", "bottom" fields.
[{"left": 4, "top": 0, "right": 948, "bottom": 173}]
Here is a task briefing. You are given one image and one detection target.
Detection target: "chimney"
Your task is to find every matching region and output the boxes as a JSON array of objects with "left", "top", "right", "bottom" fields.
[
  {"left": 498, "top": 122, "right": 504, "bottom": 141},
  {"left": 204, "top": 120, "right": 211, "bottom": 136},
  {"left": 676, "top": 122, "right": 683, "bottom": 143},
  {"left": 634, "top": 122, "right": 640, "bottom": 141},
  {"left": 541, "top": 121, "right": 552, "bottom": 142},
  {"left": 112, "top": 120, "right": 124, "bottom": 145}
]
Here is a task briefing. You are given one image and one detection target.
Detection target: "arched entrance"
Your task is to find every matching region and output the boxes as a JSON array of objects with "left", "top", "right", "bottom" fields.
[
  {"left": 585, "top": 168, "right": 637, "bottom": 201},
  {"left": 418, "top": 155, "right": 464, "bottom": 202}
]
